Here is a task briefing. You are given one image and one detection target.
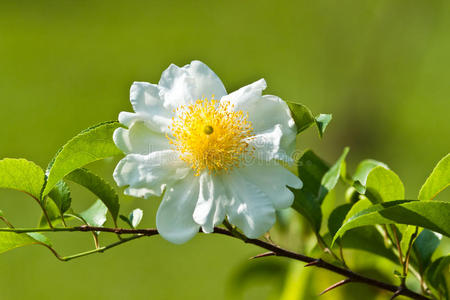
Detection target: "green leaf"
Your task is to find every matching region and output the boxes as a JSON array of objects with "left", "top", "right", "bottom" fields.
[
  {"left": 425, "top": 255, "right": 450, "bottom": 298},
  {"left": 78, "top": 199, "right": 108, "bottom": 227},
  {"left": 42, "top": 121, "right": 123, "bottom": 197},
  {"left": 65, "top": 168, "right": 120, "bottom": 225},
  {"left": 419, "top": 153, "right": 450, "bottom": 200},
  {"left": 318, "top": 147, "right": 349, "bottom": 204},
  {"left": 353, "top": 159, "right": 389, "bottom": 186},
  {"left": 333, "top": 200, "right": 450, "bottom": 245},
  {"left": 48, "top": 180, "right": 71, "bottom": 214},
  {"left": 339, "top": 227, "right": 398, "bottom": 263},
  {"left": 399, "top": 226, "right": 418, "bottom": 257},
  {"left": 365, "top": 166, "right": 405, "bottom": 203},
  {"left": 413, "top": 229, "right": 442, "bottom": 272},
  {"left": 315, "top": 114, "right": 332, "bottom": 137},
  {"left": 39, "top": 198, "right": 63, "bottom": 228},
  {"left": 328, "top": 203, "right": 352, "bottom": 238},
  {"left": 0, "top": 232, "right": 51, "bottom": 254},
  {"left": 291, "top": 150, "right": 329, "bottom": 232},
  {"left": 129, "top": 209, "right": 143, "bottom": 228},
  {"left": 0, "top": 158, "right": 44, "bottom": 199},
  {"left": 119, "top": 215, "right": 134, "bottom": 228},
  {"left": 286, "top": 102, "right": 315, "bottom": 134}
]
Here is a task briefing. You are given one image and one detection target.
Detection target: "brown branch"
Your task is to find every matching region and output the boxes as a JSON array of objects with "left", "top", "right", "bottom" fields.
[{"left": 1, "top": 225, "right": 430, "bottom": 300}]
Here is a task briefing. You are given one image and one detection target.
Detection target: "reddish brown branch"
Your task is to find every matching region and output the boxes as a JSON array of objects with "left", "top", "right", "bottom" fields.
[{"left": 16, "top": 225, "right": 430, "bottom": 300}]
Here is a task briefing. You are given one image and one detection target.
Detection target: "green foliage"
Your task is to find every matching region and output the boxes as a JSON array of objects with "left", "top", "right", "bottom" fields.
[
  {"left": 315, "top": 114, "right": 332, "bottom": 138},
  {"left": 333, "top": 200, "right": 450, "bottom": 245},
  {"left": 413, "top": 229, "right": 442, "bottom": 272},
  {"left": 291, "top": 150, "right": 329, "bottom": 232},
  {"left": 399, "top": 226, "right": 418, "bottom": 258},
  {"left": 48, "top": 180, "right": 72, "bottom": 216},
  {"left": 0, "top": 158, "right": 44, "bottom": 199},
  {"left": 286, "top": 102, "right": 331, "bottom": 137},
  {"left": 425, "top": 255, "right": 450, "bottom": 298},
  {"left": 318, "top": 147, "right": 349, "bottom": 203},
  {"left": 0, "top": 232, "right": 51, "bottom": 255},
  {"left": 365, "top": 166, "right": 405, "bottom": 203},
  {"left": 77, "top": 200, "right": 109, "bottom": 228},
  {"left": 353, "top": 159, "right": 388, "bottom": 186},
  {"left": 66, "top": 168, "right": 120, "bottom": 225},
  {"left": 41, "top": 121, "right": 123, "bottom": 197},
  {"left": 418, "top": 153, "right": 450, "bottom": 200}
]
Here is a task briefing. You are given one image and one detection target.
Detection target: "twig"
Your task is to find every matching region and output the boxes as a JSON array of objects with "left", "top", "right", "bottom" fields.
[{"left": 0, "top": 226, "right": 430, "bottom": 300}]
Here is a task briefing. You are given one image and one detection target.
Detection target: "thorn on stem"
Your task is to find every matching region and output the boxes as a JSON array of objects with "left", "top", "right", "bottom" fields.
[
  {"left": 250, "top": 251, "right": 276, "bottom": 260},
  {"left": 304, "top": 259, "right": 322, "bottom": 267},
  {"left": 319, "top": 279, "right": 352, "bottom": 295},
  {"left": 390, "top": 287, "right": 405, "bottom": 299}
]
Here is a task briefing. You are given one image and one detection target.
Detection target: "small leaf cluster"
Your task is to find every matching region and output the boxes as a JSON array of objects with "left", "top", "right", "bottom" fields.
[
  {"left": 0, "top": 121, "right": 142, "bottom": 259},
  {"left": 286, "top": 104, "right": 449, "bottom": 299}
]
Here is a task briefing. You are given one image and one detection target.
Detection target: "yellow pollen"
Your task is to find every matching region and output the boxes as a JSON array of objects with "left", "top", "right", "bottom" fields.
[{"left": 168, "top": 98, "right": 254, "bottom": 175}]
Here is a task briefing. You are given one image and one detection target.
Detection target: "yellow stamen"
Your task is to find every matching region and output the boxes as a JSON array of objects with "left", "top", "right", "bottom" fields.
[{"left": 168, "top": 97, "right": 254, "bottom": 175}]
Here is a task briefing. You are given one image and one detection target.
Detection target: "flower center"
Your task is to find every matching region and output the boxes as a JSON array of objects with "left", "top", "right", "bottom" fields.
[{"left": 168, "top": 98, "right": 254, "bottom": 175}]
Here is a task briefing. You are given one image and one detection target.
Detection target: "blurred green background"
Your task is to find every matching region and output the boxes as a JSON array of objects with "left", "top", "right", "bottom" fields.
[{"left": 0, "top": 0, "right": 449, "bottom": 299}]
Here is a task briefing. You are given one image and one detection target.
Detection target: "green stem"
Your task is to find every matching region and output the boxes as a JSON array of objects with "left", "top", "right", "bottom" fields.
[{"left": 61, "top": 235, "right": 144, "bottom": 262}]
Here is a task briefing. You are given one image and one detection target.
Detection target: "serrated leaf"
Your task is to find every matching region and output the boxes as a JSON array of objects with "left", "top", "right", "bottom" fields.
[
  {"left": 419, "top": 154, "right": 450, "bottom": 200},
  {"left": 286, "top": 102, "right": 315, "bottom": 134},
  {"left": 78, "top": 199, "right": 108, "bottom": 227},
  {"left": 291, "top": 150, "right": 329, "bottom": 232},
  {"left": 42, "top": 121, "right": 123, "bottom": 197},
  {"left": 315, "top": 114, "right": 332, "bottom": 137},
  {"left": 413, "top": 229, "right": 442, "bottom": 272},
  {"left": 318, "top": 147, "right": 349, "bottom": 203},
  {"left": 333, "top": 200, "right": 450, "bottom": 246},
  {"left": 48, "top": 180, "right": 71, "bottom": 214},
  {"left": 39, "top": 198, "right": 63, "bottom": 228},
  {"left": 129, "top": 209, "right": 143, "bottom": 228},
  {"left": 0, "top": 158, "right": 44, "bottom": 199},
  {"left": 0, "top": 232, "right": 51, "bottom": 254},
  {"left": 65, "top": 168, "right": 120, "bottom": 225},
  {"left": 425, "top": 255, "right": 450, "bottom": 299},
  {"left": 353, "top": 159, "right": 389, "bottom": 186},
  {"left": 365, "top": 166, "right": 404, "bottom": 203}
]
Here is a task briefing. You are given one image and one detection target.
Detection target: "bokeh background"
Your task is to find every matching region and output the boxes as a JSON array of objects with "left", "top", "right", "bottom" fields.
[{"left": 0, "top": 0, "right": 449, "bottom": 299}]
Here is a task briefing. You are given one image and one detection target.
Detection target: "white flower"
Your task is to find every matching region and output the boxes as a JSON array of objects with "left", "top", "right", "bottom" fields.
[{"left": 113, "top": 61, "right": 302, "bottom": 244}]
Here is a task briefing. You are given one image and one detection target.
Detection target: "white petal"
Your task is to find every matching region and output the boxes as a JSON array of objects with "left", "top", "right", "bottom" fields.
[
  {"left": 113, "top": 150, "right": 190, "bottom": 198},
  {"left": 238, "top": 163, "right": 302, "bottom": 210},
  {"left": 223, "top": 171, "right": 276, "bottom": 238},
  {"left": 156, "top": 174, "right": 200, "bottom": 244},
  {"left": 221, "top": 80, "right": 297, "bottom": 158},
  {"left": 192, "top": 172, "right": 227, "bottom": 233},
  {"left": 113, "top": 121, "right": 171, "bottom": 155},
  {"left": 159, "top": 60, "right": 227, "bottom": 108},
  {"left": 246, "top": 125, "right": 293, "bottom": 163},
  {"left": 118, "top": 82, "right": 173, "bottom": 134}
]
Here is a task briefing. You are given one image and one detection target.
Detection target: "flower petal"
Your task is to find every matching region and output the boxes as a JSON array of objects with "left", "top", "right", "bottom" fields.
[
  {"left": 113, "top": 150, "right": 190, "bottom": 198},
  {"left": 238, "top": 163, "right": 302, "bottom": 210},
  {"left": 156, "top": 174, "right": 200, "bottom": 244},
  {"left": 159, "top": 60, "right": 227, "bottom": 108},
  {"left": 245, "top": 124, "right": 293, "bottom": 163},
  {"left": 118, "top": 82, "right": 173, "bottom": 134},
  {"left": 223, "top": 171, "right": 276, "bottom": 238},
  {"left": 192, "top": 172, "right": 227, "bottom": 233},
  {"left": 113, "top": 121, "right": 171, "bottom": 155},
  {"left": 221, "top": 80, "right": 297, "bottom": 158}
]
